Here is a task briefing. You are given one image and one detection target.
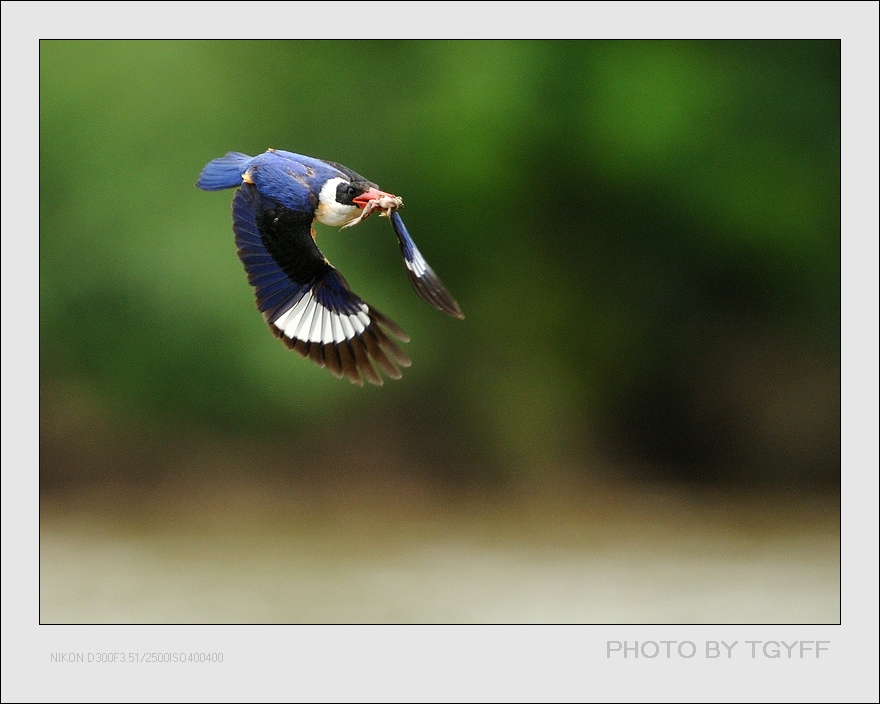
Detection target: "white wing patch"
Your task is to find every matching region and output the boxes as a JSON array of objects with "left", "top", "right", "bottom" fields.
[
  {"left": 273, "top": 289, "right": 371, "bottom": 345},
  {"left": 404, "top": 247, "right": 430, "bottom": 278}
]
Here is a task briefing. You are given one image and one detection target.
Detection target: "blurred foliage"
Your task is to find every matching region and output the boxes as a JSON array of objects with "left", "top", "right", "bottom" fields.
[{"left": 39, "top": 40, "right": 840, "bottom": 486}]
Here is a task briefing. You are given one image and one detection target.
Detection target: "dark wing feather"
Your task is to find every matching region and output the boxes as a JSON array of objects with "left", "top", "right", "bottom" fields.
[
  {"left": 232, "top": 183, "right": 411, "bottom": 385},
  {"left": 389, "top": 211, "right": 463, "bottom": 319}
]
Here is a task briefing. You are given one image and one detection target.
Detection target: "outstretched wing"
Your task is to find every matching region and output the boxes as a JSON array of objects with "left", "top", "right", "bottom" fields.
[
  {"left": 389, "top": 211, "right": 463, "bottom": 319},
  {"left": 233, "top": 183, "right": 411, "bottom": 386}
]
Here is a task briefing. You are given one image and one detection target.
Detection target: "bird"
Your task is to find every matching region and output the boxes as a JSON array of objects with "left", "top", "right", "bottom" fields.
[{"left": 196, "top": 149, "right": 463, "bottom": 386}]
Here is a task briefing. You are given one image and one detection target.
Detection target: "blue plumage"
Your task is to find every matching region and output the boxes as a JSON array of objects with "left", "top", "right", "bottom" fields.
[
  {"left": 195, "top": 152, "right": 252, "bottom": 191},
  {"left": 197, "top": 149, "right": 461, "bottom": 385},
  {"left": 389, "top": 211, "right": 462, "bottom": 319}
]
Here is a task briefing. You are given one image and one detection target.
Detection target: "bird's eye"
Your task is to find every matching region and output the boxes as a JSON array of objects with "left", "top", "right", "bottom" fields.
[{"left": 334, "top": 180, "right": 362, "bottom": 206}]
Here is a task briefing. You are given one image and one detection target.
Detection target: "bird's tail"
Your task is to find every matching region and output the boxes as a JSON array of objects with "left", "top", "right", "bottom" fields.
[{"left": 196, "top": 152, "right": 252, "bottom": 191}]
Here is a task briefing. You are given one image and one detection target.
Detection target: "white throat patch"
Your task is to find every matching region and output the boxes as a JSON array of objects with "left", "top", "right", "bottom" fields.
[{"left": 315, "top": 177, "right": 360, "bottom": 227}]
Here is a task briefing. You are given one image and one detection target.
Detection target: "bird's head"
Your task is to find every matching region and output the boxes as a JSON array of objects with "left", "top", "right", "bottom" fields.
[{"left": 315, "top": 177, "right": 401, "bottom": 228}]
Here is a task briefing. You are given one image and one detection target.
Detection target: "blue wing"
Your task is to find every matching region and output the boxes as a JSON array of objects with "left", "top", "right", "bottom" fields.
[
  {"left": 389, "top": 211, "right": 463, "bottom": 319},
  {"left": 233, "top": 183, "right": 411, "bottom": 385}
]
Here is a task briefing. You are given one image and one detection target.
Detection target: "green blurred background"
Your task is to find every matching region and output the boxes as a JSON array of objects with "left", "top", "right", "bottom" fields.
[{"left": 39, "top": 40, "right": 840, "bottom": 624}]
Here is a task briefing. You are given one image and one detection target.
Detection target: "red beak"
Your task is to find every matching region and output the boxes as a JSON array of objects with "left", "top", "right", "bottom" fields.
[{"left": 353, "top": 187, "right": 397, "bottom": 208}]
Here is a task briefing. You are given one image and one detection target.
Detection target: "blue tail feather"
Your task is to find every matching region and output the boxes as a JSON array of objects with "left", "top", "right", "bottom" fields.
[{"left": 196, "top": 152, "right": 252, "bottom": 191}]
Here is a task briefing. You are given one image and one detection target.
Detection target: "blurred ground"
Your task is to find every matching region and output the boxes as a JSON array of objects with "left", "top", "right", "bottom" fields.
[
  {"left": 40, "top": 407, "right": 839, "bottom": 625},
  {"left": 39, "top": 483, "right": 839, "bottom": 625}
]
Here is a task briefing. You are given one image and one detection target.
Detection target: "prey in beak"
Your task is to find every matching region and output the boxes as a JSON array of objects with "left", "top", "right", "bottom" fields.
[{"left": 345, "top": 187, "right": 404, "bottom": 228}]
